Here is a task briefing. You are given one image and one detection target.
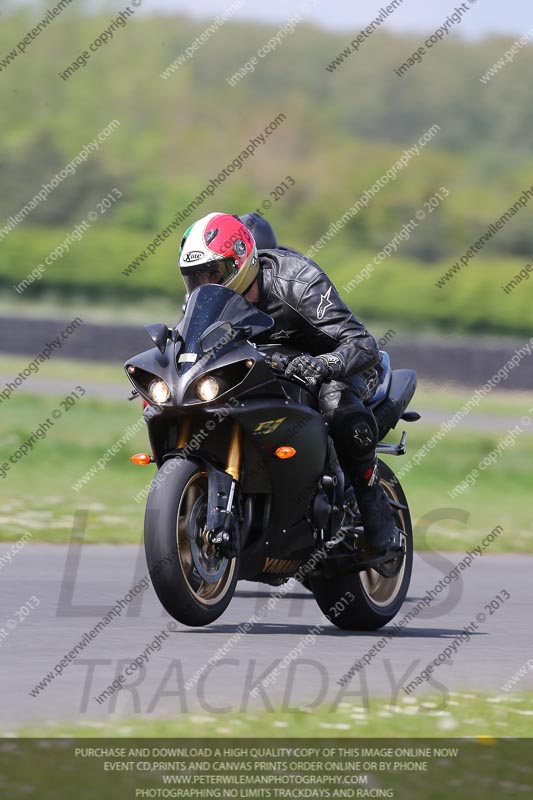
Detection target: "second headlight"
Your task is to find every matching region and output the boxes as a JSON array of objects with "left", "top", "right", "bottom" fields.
[
  {"left": 149, "top": 379, "right": 171, "bottom": 404},
  {"left": 196, "top": 376, "right": 220, "bottom": 402}
]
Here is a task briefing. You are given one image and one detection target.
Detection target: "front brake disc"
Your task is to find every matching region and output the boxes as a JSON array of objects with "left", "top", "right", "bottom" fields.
[{"left": 188, "top": 497, "right": 228, "bottom": 582}]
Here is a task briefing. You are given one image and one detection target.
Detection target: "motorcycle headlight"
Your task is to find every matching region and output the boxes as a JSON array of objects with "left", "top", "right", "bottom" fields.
[
  {"left": 149, "top": 379, "right": 171, "bottom": 404},
  {"left": 196, "top": 376, "right": 220, "bottom": 402}
]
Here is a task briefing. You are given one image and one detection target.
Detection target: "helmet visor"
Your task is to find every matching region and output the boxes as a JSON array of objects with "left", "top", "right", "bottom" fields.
[{"left": 181, "top": 257, "right": 238, "bottom": 293}]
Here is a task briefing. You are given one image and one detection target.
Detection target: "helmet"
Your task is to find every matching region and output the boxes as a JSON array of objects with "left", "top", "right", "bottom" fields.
[
  {"left": 178, "top": 212, "right": 258, "bottom": 295},
  {"left": 239, "top": 212, "right": 278, "bottom": 250}
]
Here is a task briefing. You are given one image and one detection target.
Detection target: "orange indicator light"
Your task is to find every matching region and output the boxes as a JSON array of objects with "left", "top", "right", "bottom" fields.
[
  {"left": 274, "top": 446, "right": 296, "bottom": 459},
  {"left": 130, "top": 453, "right": 152, "bottom": 465}
]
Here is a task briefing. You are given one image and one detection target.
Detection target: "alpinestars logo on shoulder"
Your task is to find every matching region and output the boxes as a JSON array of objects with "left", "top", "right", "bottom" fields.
[{"left": 317, "top": 286, "right": 334, "bottom": 319}]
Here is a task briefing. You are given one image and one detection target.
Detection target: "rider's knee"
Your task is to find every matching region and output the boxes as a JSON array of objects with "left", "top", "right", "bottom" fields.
[
  {"left": 325, "top": 403, "right": 378, "bottom": 459},
  {"left": 350, "top": 419, "right": 377, "bottom": 455}
]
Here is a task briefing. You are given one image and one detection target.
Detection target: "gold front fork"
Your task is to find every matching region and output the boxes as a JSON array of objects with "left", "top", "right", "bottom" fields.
[
  {"left": 225, "top": 419, "right": 243, "bottom": 481},
  {"left": 177, "top": 417, "right": 191, "bottom": 449},
  {"left": 177, "top": 416, "right": 242, "bottom": 481}
]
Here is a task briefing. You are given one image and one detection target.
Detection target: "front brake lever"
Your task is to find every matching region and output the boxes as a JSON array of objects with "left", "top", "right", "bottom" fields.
[
  {"left": 268, "top": 353, "right": 313, "bottom": 388},
  {"left": 289, "top": 374, "right": 311, "bottom": 388},
  {"left": 128, "top": 389, "right": 139, "bottom": 401}
]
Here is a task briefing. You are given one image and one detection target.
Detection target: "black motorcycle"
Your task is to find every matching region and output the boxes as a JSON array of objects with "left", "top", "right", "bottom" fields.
[{"left": 125, "top": 284, "right": 419, "bottom": 630}]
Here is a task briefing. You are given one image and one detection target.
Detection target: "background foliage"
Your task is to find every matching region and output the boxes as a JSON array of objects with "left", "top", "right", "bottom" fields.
[{"left": 1, "top": 4, "right": 532, "bottom": 334}]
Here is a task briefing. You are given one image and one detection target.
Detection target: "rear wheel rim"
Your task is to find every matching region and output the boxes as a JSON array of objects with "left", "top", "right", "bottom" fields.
[
  {"left": 176, "top": 472, "right": 236, "bottom": 606},
  {"left": 358, "top": 478, "right": 408, "bottom": 608}
]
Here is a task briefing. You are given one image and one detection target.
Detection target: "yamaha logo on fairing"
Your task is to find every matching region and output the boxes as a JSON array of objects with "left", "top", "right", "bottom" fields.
[{"left": 184, "top": 251, "right": 204, "bottom": 262}]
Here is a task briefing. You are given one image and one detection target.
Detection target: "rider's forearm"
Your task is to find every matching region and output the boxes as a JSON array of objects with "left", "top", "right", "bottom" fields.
[{"left": 332, "top": 332, "right": 379, "bottom": 379}]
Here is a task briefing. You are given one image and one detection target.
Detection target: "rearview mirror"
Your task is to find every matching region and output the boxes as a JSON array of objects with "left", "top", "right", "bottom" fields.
[
  {"left": 145, "top": 323, "right": 169, "bottom": 354},
  {"left": 200, "top": 321, "right": 235, "bottom": 353}
]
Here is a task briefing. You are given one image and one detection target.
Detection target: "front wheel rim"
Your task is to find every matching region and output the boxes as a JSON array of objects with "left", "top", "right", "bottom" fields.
[{"left": 176, "top": 472, "right": 236, "bottom": 607}]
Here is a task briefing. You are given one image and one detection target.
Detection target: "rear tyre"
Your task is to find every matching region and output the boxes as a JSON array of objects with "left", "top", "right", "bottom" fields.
[
  {"left": 309, "top": 460, "right": 413, "bottom": 631},
  {"left": 144, "top": 458, "right": 238, "bottom": 627}
]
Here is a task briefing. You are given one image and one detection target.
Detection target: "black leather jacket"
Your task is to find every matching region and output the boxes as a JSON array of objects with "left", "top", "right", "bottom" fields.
[{"left": 253, "top": 248, "right": 379, "bottom": 380}]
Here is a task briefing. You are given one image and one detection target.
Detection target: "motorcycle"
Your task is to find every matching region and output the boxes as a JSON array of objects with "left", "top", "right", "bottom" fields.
[{"left": 125, "top": 283, "right": 419, "bottom": 630}]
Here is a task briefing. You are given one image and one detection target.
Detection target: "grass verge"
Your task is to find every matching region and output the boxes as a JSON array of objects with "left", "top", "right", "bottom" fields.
[{"left": 10, "top": 692, "right": 533, "bottom": 738}]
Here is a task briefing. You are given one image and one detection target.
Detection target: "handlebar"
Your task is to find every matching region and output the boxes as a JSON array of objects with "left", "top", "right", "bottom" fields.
[{"left": 261, "top": 351, "right": 315, "bottom": 389}]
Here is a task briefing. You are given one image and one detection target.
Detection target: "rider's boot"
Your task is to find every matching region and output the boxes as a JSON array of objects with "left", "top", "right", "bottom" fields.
[{"left": 350, "top": 457, "right": 400, "bottom": 555}]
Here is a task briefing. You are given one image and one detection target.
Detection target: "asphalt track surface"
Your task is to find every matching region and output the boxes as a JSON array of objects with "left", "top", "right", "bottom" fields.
[{"left": 1, "top": 545, "right": 531, "bottom": 728}]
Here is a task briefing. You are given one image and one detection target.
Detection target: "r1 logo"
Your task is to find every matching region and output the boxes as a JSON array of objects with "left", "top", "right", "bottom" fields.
[{"left": 253, "top": 417, "right": 287, "bottom": 435}]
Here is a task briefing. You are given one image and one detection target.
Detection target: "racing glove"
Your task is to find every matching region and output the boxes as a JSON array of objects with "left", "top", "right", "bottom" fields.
[{"left": 284, "top": 353, "right": 342, "bottom": 386}]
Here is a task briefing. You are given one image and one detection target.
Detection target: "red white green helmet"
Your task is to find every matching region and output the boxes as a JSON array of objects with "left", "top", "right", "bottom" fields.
[{"left": 178, "top": 212, "right": 258, "bottom": 295}]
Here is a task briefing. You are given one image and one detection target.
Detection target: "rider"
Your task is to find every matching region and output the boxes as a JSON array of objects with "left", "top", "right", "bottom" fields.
[{"left": 178, "top": 212, "right": 398, "bottom": 556}]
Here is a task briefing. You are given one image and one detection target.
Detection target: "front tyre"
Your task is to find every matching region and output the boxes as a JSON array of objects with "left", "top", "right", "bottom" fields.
[
  {"left": 144, "top": 458, "right": 238, "bottom": 627},
  {"left": 310, "top": 460, "right": 413, "bottom": 631}
]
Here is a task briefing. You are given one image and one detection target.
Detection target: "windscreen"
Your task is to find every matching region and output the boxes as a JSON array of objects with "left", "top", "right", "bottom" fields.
[{"left": 177, "top": 284, "right": 274, "bottom": 373}]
